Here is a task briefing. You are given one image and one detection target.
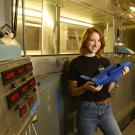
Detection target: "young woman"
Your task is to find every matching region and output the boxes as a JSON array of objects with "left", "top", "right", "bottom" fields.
[{"left": 68, "top": 27, "right": 129, "bottom": 135}]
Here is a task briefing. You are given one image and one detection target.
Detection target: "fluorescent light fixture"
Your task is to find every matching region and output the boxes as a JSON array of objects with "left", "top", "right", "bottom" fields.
[
  {"left": 25, "top": 22, "right": 41, "bottom": 27},
  {"left": 60, "top": 17, "right": 93, "bottom": 27},
  {"left": 17, "top": 7, "right": 54, "bottom": 27},
  {"left": 17, "top": 8, "right": 93, "bottom": 27},
  {"left": 18, "top": 8, "right": 42, "bottom": 18},
  {"left": 130, "top": 7, "right": 135, "bottom": 12}
]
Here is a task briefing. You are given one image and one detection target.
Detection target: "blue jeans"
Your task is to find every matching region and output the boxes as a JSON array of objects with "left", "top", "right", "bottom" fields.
[{"left": 76, "top": 101, "right": 122, "bottom": 135}]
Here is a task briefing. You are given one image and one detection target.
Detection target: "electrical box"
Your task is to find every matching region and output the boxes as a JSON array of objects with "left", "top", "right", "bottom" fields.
[{"left": 0, "top": 57, "right": 39, "bottom": 135}]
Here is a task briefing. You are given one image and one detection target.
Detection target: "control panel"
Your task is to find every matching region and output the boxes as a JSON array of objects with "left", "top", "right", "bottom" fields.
[{"left": 0, "top": 57, "right": 40, "bottom": 135}]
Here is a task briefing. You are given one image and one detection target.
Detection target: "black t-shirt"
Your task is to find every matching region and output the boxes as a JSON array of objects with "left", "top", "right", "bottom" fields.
[{"left": 68, "top": 55, "right": 111, "bottom": 101}]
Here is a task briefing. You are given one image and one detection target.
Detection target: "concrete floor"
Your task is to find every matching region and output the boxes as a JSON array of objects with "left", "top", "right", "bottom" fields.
[{"left": 123, "top": 119, "right": 135, "bottom": 135}]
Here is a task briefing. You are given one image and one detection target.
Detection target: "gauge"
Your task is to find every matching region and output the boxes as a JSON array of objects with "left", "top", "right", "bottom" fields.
[
  {"left": 19, "top": 105, "right": 27, "bottom": 118},
  {"left": 1, "top": 68, "right": 17, "bottom": 85},
  {"left": 25, "top": 62, "right": 33, "bottom": 73},
  {"left": 6, "top": 90, "right": 20, "bottom": 109}
]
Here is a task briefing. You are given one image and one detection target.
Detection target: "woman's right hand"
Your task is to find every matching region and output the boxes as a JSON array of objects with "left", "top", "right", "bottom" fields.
[{"left": 83, "top": 81, "right": 103, "bottom": 92}]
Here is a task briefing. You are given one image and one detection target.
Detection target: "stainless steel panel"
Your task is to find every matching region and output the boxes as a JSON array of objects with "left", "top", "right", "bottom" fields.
[
  {"left": 31, "top": 56, "right": 69, "bottom": 76},
  {"left": 33, "top": 73, "right": 63, "bottom": 135}
]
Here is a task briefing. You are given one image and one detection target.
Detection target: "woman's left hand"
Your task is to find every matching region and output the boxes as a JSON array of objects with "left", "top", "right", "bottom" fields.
[{"left": 122, "top": 66, "right": 129, "bottom": 75}]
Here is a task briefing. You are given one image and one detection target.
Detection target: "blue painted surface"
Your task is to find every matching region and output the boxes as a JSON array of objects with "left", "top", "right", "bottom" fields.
[
  {"left": 55, "top": 89, "right": 62, "bottom": 113},
  {"left": 30, "top": 99, "right": 40, "bottom": 116}
]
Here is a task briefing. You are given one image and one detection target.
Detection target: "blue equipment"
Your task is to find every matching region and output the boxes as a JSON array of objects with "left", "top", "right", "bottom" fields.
[{"left": 80, "top": 61, "right": 131, "bottom": 86}]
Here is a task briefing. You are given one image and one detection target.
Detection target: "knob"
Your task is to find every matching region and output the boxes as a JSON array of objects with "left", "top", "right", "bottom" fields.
[
  {"left": 24, "top": 94, "right": 30, "bottom": 100},
  {"left": 33, "top": 88, "right": 37, "bottom": 92},
  {"left": 21, "top": 77, "right": 26, "bottom": 82},
  {"left": 14, "top": 104, "right": 21, "bottom": 111},
  {"left": 10, "top": 83, "right": 16, "bottom": 89},
  {"left": 29, "top": 72, "right": 33, "bottom": 76}
]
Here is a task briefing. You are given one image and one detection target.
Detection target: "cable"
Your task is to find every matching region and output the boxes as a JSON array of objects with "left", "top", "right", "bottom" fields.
[
  {"left": 25, "top": 130, "right": 28, "bottom": 135},
  {"left": 28, "top": 125, "right": 32, "bottom": 135},
  {"left": 13, "top": 0, "right": 19, "bottom": 36},
  {"left": 32, "top": 123, "right": 38, "bottom": 135}
]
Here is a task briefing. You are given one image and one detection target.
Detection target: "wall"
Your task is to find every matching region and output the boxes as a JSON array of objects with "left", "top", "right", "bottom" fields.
[
  {"left": 124, "top": 26, "right": 135, "bottom": 52},
  {"left": 0, "top": 0, "right": 11, "bottom": 26}
]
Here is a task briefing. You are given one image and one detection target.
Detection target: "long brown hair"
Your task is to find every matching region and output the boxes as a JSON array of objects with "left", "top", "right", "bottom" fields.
[{"left": 80, "top": 27, "right": 105, "bottom": 57}]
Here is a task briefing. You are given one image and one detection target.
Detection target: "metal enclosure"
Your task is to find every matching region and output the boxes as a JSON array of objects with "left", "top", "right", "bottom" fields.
[
  {"left": 0, "top": 57, "right": 39, "bottom": 135},
  {"left": 33, "top": 74, "right": 62, "bottom": 135},
  {"left": 31, "top": 56, "right": 68, "bottom": 135}
]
